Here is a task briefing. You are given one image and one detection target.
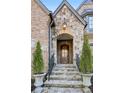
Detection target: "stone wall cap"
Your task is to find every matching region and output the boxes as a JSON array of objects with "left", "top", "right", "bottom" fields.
[
  {"left": 81, "top": 73, "right": 93, "bottom": 76},
  {"left": 33, "top": 73, "right": 46, "bottom": 77}
]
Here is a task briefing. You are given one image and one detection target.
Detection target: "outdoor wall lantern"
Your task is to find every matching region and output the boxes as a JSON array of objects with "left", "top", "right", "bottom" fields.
[{"left": 63, "top": 22, "right": 67, "bottom": 30}]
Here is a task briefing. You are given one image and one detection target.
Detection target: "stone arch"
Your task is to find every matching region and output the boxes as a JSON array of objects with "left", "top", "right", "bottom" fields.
[
  {"left": 57, "top": 33, "right": 73, "bottom": 40},
  {"left": 56, "top": 29, "right": 74, "bottom": 38}
]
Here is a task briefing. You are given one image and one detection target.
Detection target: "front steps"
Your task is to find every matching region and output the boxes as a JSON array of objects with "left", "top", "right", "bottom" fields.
[
  {"left": 43, "top": 64, "right": 84, "bottom": 93},
  {"left": 43, "top": 87, "right": 84, "bottom": 93}
]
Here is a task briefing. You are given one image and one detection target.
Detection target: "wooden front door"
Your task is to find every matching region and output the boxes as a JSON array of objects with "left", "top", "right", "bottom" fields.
[
  {"left": 57, "top": 40, "right": 73, "bottom": 64},
  {"left": 60, "top": 45, "right": 69, "bottom": 64}
]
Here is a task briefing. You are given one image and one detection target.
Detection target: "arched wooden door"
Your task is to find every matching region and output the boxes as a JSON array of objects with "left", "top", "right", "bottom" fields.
[
  {"left": 57, "top": 40, "right": 73, "bottom": 64},
  {"left": 60, "top": 45, "right": 69, "bottom": 64}
]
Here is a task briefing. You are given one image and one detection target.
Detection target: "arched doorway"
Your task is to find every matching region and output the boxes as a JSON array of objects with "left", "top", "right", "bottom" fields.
[{"left": 57, "top": 34, "right": 73, "bottom": 64}]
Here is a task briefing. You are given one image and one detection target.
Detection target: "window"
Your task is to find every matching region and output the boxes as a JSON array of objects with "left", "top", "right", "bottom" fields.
[
  {"left": 62, "top": 46, "right": 68, "bottom": 58},
  {"left": 88, "top": 16, "right": 93, "bottom": 32},
  {"left": 85, "top": 16, "right": 93, "bottom": 32}
]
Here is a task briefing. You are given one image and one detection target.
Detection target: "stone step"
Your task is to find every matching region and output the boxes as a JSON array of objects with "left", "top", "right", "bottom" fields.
[
  {"left": 51, "top": 71, "right": 80, "bottom": 75},
  {"left": 55, "top": 64, "right": 76, "bottom": 68},
  {"left": 44, "top": 80, "right": 84, "bottom": 88},
  {"left": 42, "top": 87, "right": 84, "bottom": 93},
  {"left": 51, "top": 70, "right": 80, "bottom": 73},
  {"left": 50, "top": 75, "right": 82, "bottom": 81},
  {"left": 53, "top": 68, "right": 78, "bottom": 71},
  {"left": 43, "top": 64, "right": 83, "bottom": 91},
  {"left": 55, "top": 64, "right": 75, "bottom": 66}
]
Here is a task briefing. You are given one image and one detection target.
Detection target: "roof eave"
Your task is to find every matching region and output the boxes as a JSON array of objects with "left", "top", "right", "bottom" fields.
[
  {"left": 76, "top": 0, "right": 93, "bottom": 11},
  {"left": 53, "top": 0, "right": 86, "bottom": 26},
  {"left": 35, "top": 0, "right": 50, "bottom": 15},
  {"left": 81, "top": 11, "right": 93, "bottom": 18}
]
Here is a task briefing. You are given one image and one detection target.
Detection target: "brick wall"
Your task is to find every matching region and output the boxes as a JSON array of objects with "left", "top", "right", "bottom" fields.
[{"left": 31, "top": 0, "right": 50, "bottom": 73}]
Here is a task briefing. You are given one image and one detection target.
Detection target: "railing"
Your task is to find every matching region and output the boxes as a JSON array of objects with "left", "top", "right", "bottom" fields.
[
  {"left": 43, "top": 54, "right": 55, "bottom": 82},
  {"left": 48, "top": 54, "right": 55, "bottom": 80},
  {"left": 76, "top": 54, "right": 80, "bottom": 71}
]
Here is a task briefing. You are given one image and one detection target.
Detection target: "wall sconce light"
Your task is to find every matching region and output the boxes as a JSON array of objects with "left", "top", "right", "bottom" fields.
[{"left": 63, "top": 22, "right": 67, "bottom": 30}]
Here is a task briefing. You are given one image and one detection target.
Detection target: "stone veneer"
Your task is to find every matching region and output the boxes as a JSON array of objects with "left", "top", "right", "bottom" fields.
[
  {"left": 51, "top": 5, "right": 85, "bottom": 64},
  {"left": 31, "top": 0, "right": 51, "bottom": 72}
]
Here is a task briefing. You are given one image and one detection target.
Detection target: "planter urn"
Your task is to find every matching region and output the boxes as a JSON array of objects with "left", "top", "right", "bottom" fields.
[
  {"left": 82, "top": 73, "right": 93, "bottom": 87},
  {"left": 33, "top": 73, "right": 46, "bottom": 93},
  {"left": 82, "top": 73, "right": 93, "bottom": 93}
]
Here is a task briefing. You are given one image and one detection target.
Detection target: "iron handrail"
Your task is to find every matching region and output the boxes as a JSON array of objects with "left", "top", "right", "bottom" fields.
[
  {"left": 43, "top": 54, "right": 55, "bottom": 82},
  {"left": 76, "top": 54, "right": 80, "bottom": 71}
]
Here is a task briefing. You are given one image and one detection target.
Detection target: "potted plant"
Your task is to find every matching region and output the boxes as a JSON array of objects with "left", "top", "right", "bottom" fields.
[
  {"left": 32, "top": 41, "right": 45, "bottom": 93},
  {"left": 79, "top": 34, "right": 93, "bottom": 92}
]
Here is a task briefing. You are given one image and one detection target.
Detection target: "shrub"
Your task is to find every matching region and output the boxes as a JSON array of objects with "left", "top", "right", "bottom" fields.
[
  {"left": 32, "top": 41, "right": 44, "bottom": 74},
  {"left": 79, "top": 34, "right": 93, "bottom": 73}
]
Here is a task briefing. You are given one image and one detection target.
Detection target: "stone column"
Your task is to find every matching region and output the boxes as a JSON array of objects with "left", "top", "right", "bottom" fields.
[
  {"left": 52, "top": 36, "right": 57, "bottom": 64},
  {"left": 54, "top": 38, "right": 57, "bottom": 64},
  {"left": 73, "top": 37, "right": 76, "bottom": 65}
]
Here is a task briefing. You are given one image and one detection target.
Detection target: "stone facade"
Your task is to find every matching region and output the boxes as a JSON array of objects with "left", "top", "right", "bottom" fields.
[
  {"left": 31, "top": 0, "right": 93, "bottom": 73},
  {"left": 51, "top": 4, "right": 85, "bottom": 64},
  {"left": 31, "top": 0, "right": 51, "bottom": 72}
]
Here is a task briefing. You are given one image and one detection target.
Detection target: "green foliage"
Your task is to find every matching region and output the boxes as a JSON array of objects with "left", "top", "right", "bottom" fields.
[
  {"left": 79, "top": 34, "right": 93, "bottom": 73},
  {"left": 32, "top": 41, "right": 44, "bottom": 74}
]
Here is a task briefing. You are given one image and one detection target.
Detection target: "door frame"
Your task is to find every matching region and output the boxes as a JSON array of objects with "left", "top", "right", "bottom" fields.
[{"left": 57, "top": 40, "right": 73, "bottom": 64}]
